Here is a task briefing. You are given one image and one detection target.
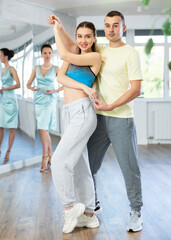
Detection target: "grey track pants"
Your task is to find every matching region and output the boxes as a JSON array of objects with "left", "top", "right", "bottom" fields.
[
  {"left": 87, "top": 114, "right": 143, "bottom": 211},
  {"left": 51, "top": 97, "right": 97, "bottom": 213}
]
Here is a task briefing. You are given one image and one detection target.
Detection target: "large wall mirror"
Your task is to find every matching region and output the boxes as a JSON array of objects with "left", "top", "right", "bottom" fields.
[
  {"left": 0, "top": 17, "right": 35, "bottom": 169},
  {"left": 0, "top": 20, "right": 64, "bottom": 172}
]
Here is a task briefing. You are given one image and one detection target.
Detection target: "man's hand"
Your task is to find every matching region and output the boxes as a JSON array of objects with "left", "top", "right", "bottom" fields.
[{"left": 93, "top": 99, "right": 112, "bottom": 111}]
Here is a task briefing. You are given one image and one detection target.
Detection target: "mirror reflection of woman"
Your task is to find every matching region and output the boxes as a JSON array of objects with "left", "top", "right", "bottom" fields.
[
  {"left": 0, "top": 48, "right": 20, "bottom": 164},
  {"left": 27, "top": 44, "right": 62, "bottom": 172}
]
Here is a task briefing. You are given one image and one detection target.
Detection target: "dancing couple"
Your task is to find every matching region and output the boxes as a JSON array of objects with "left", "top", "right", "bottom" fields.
[{"left": 48, "top": 10, "right": 143, "bottom": 234}]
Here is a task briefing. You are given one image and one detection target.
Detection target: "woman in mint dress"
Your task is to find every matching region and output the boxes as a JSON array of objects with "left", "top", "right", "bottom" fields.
[
  {"left": 27, "top": 44, "right": 62, "bottom": 172},
  {"left": 0, "top": 48, "right": 20, "bottom": 164}
]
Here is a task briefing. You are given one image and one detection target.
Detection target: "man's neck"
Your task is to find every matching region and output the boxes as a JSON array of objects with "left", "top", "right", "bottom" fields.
[{"left": 109, "top": 40, "right": 125, "bottom": 48}]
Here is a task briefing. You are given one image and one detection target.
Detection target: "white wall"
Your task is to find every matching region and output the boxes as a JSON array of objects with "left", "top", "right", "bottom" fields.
[{"left": 133, "top": 100, "right": 171, "bottom": 145}]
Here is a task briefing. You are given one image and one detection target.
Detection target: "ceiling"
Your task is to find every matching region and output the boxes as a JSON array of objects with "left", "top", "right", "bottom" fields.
[
  {"left": 19, "top": 0, "right": 171, "bottom": 16},
  {"left": 0, "top": 17, "right": 32, "bottom": 42}
]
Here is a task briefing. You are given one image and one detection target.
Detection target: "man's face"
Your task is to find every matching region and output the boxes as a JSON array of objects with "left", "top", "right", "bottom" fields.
[{"left": 104, "top": 16, "right": 126, "bottom": 42}]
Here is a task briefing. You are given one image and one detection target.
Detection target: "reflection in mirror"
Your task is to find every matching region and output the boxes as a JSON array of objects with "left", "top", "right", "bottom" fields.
[
  {"left": 30, "top": 24, "right": 62, "bottom": 172},
  {"left": 0, "top": 17, "right": 35, "bottom": 168}
]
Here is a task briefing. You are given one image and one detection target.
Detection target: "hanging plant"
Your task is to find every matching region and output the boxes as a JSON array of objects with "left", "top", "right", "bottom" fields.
[
  {"left": 145, "top": 38, "right": 154, "bottom": 55},
  {"left": 162, "top": 18, "right": 171, "bottom": 36},
  {"left": 141, "top": 0, "right": 150, "bottom": 7},
  {"left": 168, "top": 61, "right": 171, "bottom": 70},
  {"left": 141, "top": 1, "right": 171, "bottom": 70}
]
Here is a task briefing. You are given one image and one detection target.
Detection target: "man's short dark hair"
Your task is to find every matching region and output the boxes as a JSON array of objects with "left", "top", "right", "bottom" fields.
[{"left": 106, "top": 11, "right": 125, "bottom": 25}]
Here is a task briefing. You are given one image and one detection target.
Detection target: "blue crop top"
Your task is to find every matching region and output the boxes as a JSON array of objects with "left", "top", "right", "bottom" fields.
[{"left": 66, "top": 64, "right": 96, "bottom": 87}]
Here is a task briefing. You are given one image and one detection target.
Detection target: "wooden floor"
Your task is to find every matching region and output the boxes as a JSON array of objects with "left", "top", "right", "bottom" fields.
[{"left": 0, "top": 144, "right": 170, "bottom": 240}]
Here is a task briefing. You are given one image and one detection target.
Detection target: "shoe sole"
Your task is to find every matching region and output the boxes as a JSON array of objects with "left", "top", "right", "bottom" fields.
[
  {"left": 76, "top": 216, "right": 100, "bottom": 228},
  {"left": 63, "top": 204, "right": 85, "bottom": 234},
  {"left": 76, "top": 222, "right": 100, "bottom": 228},
  {"left": 127, "top": 224, "right": 143, "bottom": 232}
]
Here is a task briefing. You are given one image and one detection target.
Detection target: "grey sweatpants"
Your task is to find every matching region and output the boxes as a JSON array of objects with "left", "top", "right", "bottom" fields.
[
  {"left": 87, "top": 114, "right": 143, "bottom": 211},
  {"left": 51, "top": 97, "right": 97, "bottom": 213}
]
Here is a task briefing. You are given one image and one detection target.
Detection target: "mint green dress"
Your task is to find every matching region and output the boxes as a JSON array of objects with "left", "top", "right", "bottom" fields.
[
  {"left": 0, "top": 67, "right": 18, "bottom": 128},
  {"left": 35, "top": 66, "right": 57, "bottom": 131}
]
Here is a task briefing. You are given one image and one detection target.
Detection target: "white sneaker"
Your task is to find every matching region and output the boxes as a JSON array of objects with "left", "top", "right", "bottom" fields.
[
  {"left": 127, "top": 210, "right": 143, "bottom": 232},
  {"left": 76, "top": 214, "right": 99, "bottom": 228},
  {"left": 62, "top": 203, "right": 85, "bottom": 234}
]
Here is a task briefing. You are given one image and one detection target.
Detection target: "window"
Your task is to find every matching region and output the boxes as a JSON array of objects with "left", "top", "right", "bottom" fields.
[
  {"left": 169, "top": 47, "right": 171, "bottom": 97},
  {"left": 11, "top": 53, "right": 23, "bottom": 97},
  {"left": 134, "top": 30, "right": 167, "bottom": 99},
  {"left": 134, "top": 35, "right": 165, "bottom": 44},
  {"left": 11, "top": 40, "right": 33, "bottom": 98},
  {"left": 23, "top": 43, "right": 33, "bottom": 99},
  {"left": 135, "top": 46, "right": 164, "bottom": 98},
  {"left": 168, "top": 36, "right": 171, "bottom": 43}
]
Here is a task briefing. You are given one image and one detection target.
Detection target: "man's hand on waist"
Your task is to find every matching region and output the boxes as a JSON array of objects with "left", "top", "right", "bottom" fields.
[{"left": 93, "top": 99, "right": 113, "bottom": 111}]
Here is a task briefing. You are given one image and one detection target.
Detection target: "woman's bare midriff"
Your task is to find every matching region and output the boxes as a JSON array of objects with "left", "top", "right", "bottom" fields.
[{"left": 64, "top": 87, "right": 89, "bottom": 104}]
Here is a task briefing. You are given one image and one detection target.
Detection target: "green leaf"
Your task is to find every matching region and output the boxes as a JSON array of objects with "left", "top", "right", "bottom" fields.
[
  {"left": 168, "top": 61, "right": 171, "bottom": 71},
  {"left": 145, "top": 38, "right": 154, "bottom": 55},
  {"left": 162, "top": 6, "right": 171, "bottom": 15},
  {"left": 162, "top": 19, "right": 171, "bottom": 36},
  {"left": 141, "top": 0, "right": 150, "bottom": 7}
]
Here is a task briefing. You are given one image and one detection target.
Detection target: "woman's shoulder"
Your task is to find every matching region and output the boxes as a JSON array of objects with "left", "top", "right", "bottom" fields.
[
  {"left": 10, "top": 66, "right": 16, "bottom": 70},
  {"left": 53, "top": 65, "right": 59, "bottom": 74},
  {"left": 34, "top": 65, "right": 39, "bottom": 71},
  {"left": 10, "top": 66, "right": 16, "bottom": 74}
]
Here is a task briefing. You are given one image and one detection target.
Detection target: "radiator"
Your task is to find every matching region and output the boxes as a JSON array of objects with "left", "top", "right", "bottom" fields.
[{"left": 154, "top": 110, "right": 171, "bottom": 140}]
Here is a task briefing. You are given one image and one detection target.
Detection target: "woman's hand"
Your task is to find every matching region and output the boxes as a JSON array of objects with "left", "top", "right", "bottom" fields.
[
  {"left": 30, "top": 86, "right": 40, "bottom": 91},
  {"left": 48, "top": 14, "right": 62, "bottom": 30},
  {"left": 0, "top": 87, "right": 5, "bottom": 92},
  {"left": 82, "top": 85, "right": 98, "bottom": 99},
  {"left": 44, "top": 90, "right": 55, "bottom": 95},
  {"left": 53, "top": 19, "right": 62, "bottom": 31}
]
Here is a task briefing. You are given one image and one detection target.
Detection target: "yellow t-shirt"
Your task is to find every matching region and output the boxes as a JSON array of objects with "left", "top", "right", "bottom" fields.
[{"left": 96, "top": 44, "right": 142, "bottom": 118}]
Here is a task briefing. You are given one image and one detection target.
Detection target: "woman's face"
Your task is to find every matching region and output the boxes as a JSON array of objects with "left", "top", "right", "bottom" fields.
[
  {"left": 41, "top": 47, "right": 53, "bottom": 62},
  {"left": 0, "top": 51, "right": 7, "bottom": 64},
  {"left": 76, "top": 27, "right": 96, "bottom": 53}
]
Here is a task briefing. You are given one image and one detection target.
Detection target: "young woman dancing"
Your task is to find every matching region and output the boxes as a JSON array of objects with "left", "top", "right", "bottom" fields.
[{"left": 48, "top": 15, "right": 101, "bottom": 234}]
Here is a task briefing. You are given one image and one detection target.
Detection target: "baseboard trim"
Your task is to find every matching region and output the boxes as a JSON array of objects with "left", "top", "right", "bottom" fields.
[{"left": 0, "top": 156, "right": 41, "bottom": 175}]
